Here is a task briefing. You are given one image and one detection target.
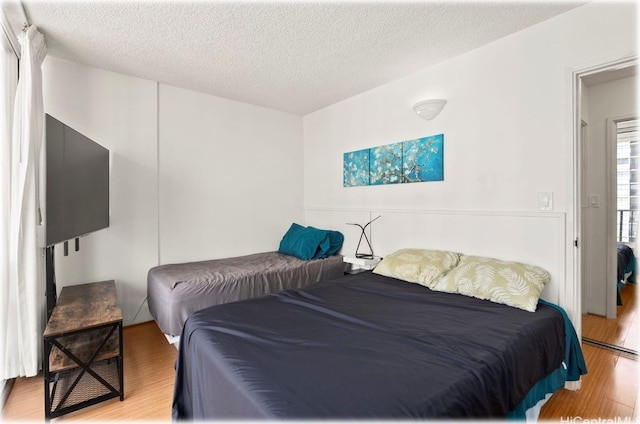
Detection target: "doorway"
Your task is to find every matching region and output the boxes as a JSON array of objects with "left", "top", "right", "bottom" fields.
[{"left": 578, "top": 59, "right": 638, "bottom": 355}]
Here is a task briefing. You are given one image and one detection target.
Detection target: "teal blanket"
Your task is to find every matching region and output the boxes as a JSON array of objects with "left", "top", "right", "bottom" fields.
[{"left": 507, "top": 300, "right": 587, "bottom": 419}]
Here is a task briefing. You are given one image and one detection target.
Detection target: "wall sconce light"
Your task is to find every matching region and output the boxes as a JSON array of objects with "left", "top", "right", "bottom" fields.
[{"left": 413, "top": 99, "right": 447, "bottom": 120}]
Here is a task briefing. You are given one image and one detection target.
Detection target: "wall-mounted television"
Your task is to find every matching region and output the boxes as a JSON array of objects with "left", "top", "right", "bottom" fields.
[{"left": 45, "top": 114, "right": 110, "bottom": 247}]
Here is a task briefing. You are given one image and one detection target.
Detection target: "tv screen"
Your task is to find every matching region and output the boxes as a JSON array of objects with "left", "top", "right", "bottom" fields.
[{"left": 45, "top": 114, "right": 110, "bottom": 247}]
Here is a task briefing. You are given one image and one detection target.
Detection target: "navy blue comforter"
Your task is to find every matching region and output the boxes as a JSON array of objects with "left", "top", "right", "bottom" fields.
[{"left": 173, "top": 271, "right": 565, "bottom": 419}]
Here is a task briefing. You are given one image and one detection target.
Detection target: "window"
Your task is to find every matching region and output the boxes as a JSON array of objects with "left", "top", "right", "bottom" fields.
[{"left": 617, "top": 118, "right": 639, "bottom": 243}]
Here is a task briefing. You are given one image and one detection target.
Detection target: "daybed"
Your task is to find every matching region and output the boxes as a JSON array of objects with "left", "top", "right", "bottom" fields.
[
  {"left": 148, "top": 251, "right": 345, "bottom": 336},
  {"left": 172, "top": 249, "right": 586, "bottom": 419},
  {"left": 148, "top": 223, "right": 346, "bottom": 337}
]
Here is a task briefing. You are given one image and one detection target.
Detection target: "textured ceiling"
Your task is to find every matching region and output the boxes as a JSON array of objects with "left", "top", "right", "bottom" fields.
[{"left": 6, "top": 1, "right": 584, "bottom": 115}]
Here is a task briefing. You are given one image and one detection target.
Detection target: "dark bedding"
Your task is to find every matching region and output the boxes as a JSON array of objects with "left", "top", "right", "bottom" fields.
[
  {"left": 617, "top": 244, "right": 637, "bottom": 305},
  {"left": 173, "top": 271, "right": 565, "bottom": 419},
  {"left": 617, "top": 243, "right": 636, "bottom": 283}
]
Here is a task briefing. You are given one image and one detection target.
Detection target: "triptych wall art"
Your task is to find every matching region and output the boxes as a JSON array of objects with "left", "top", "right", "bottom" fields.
[{"left": 343, "top": 134, "right": 444, "bottom": 187}]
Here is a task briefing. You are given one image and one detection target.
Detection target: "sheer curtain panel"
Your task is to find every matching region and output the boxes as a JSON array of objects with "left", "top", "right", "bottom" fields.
[
  {"left": 0, "top": 19, "right": 18, "bottom": 381},
  {"left": 0, "top": 25, "right": 47, "bottom": 380}
]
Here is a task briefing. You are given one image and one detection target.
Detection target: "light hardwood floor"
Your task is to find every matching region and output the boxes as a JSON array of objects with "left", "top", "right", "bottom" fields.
[
  {"left": 582, "top": 281, "right": 638, "bottom": 351},
  {"left": 2, "top": 321, "right": 178, "bottom": 421},
  {"left": 1, "top": 304, "right": 638, "bottom": 421},
  {"left": 541, "top": 281, "right": 639, "bottom": 419}
]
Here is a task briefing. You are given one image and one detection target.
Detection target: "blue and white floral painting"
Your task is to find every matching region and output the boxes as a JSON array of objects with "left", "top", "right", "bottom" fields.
[
  {"left": 343, "top": 133, "right": 444, "bottom": 187},
  {"left": 370, "top": 142, "right": 403, "bottom": 185},
  {"left": 343, "top": 148, "right": 370, "bottom": 187},
  {"left": 402, "top": 134, "right": 444, "bottom": 183}
]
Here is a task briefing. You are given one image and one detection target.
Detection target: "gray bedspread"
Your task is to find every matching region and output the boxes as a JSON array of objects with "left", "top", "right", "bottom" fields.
[{"left": 147, "top": 251, "right": 345, "bottom": 336}]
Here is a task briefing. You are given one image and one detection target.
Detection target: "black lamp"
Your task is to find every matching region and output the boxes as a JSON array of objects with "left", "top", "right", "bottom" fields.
[{"left": 346, "top": 215, "right": 381, "bottom": 259}]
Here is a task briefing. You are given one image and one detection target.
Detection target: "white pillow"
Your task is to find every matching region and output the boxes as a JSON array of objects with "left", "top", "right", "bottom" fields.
[
  {"left": 435, "top": 255, "right": 550, "bottom": 312},
  {"left": 373, "top": 248, "right": 461, "bottom": 287}
]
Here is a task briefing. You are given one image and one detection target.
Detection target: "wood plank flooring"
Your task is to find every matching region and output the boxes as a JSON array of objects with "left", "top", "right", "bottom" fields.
[
  {"left": 582, "top": 282, "right": 638, "bottom": 351},
  {"left": 2, "top": 321, "right": 177, "bottom": 421},
  {"left": 1, "top": 306, "right": 638, "bottom": 421},
  {"left": 539, "top": 343, "right": 638, "bottom": 419},
  {"left": 541, "top": 281, "right": 639, "bottom": 420}
]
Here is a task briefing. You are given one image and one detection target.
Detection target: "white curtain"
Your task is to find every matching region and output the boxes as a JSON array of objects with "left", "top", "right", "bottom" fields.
[
  {"left": 0, "top": 25, "right": 47, "bottom": 380},
  {"left": 0, "top": 22, "right": 19, "bottom": 380}
]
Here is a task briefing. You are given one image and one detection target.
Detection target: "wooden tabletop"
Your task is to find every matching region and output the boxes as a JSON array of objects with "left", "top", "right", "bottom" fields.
[{"left": 44, "top": 280, "right": 122, "bottom": 338}]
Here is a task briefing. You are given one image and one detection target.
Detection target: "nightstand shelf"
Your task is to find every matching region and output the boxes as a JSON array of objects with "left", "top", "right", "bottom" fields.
[{"left": 343, "top": 256, "right": 382, "bottom": 273}]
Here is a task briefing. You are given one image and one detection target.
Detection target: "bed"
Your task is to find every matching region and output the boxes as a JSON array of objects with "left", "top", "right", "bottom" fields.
[
  {"left": 173, "top": 249, "right": 586, "bottom": 419},
  {"left": 147, "top": 251, "right": 346, "bottom": 337}
]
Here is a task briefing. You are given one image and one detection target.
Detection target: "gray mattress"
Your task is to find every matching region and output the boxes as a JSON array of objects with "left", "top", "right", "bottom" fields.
[{"left": 147, "top": 251, "right": 345, "bottom": 336}]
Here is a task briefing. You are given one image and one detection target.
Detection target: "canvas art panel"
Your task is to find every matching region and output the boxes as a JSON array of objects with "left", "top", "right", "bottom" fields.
[
  {"left": 370, "top": 142, "right": 403, "bottom": 185},
  {"left": 343, "top": 134, "right": 444, "bottom": 187},
  {"left": 343, "top": 148, "right": 370, "bottom": 187},
  {"left": 403, "top": 134, "right": 444, "bottom": 183}
]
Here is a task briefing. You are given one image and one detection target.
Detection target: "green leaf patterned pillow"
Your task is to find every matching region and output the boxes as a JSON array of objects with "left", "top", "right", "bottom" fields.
[
  {"left": 436, "top": 255, "right": 550, "bottom": 312},
  {"left": 373, "top": 248, "right": 461, "bottom": 286}
]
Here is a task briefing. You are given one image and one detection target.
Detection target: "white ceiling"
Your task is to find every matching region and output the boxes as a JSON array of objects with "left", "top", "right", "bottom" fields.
[{"left": 3, "top": 1, "right": 585, "bottom": 115}]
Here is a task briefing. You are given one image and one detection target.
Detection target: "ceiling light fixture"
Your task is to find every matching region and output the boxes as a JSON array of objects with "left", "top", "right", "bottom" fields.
[{"left": 413, "top": 99, "right": 447, "bottom": 120}]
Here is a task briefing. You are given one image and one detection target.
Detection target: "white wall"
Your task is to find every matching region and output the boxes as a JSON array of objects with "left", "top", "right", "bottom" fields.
[
  {"left": 40, "top": 1, "right": 637, "bottom": 328},
  {"left": 42, "top": 57, "right": 159, "bottom": 324},
  {"left": 158, "top": 85, "right": 303, "bottom": 264},
  {"left": 583, "top": 76, "right": 638, "bottom": 316},
  {"left": 42, "top": 60, "right": 304, "bottom": 325},
  {"left": 303, "top": 2, "right": 638, "bottom": 324}
]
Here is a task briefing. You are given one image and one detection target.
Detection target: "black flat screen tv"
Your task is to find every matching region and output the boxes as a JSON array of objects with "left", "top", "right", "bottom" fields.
[{"left": 45, "top": 114, "right": 110, "bottom": 247}]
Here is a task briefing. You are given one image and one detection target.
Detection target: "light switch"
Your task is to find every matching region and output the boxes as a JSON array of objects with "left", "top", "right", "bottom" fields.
[
  {"left": 538, "top": 192, "right": 553, "bottom": 211},
  {"left": 588, "top": 195, "right": 600, "bottom": 208}
]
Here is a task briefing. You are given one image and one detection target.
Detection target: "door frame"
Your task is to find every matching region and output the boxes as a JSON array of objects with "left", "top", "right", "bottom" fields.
[
  {"left": 573, "top": 56, "right": 638, "bottom": 325},
  {"left": 606, "top": 113, "right": 638, "bottom": 318}
]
